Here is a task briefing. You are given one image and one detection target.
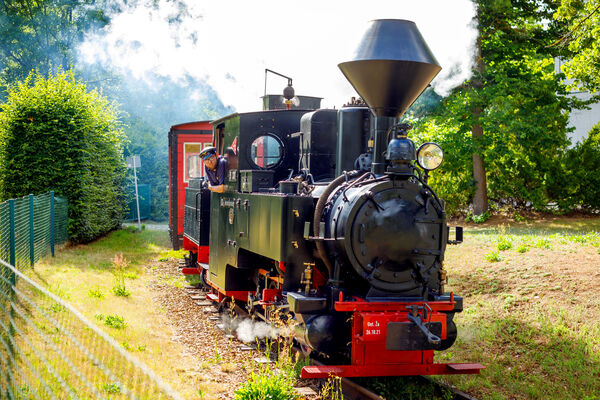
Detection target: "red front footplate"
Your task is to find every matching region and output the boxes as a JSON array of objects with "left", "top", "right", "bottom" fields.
[
  {"left": 301, "top": 363, "right": 485, "bottom": 378},
  {"left": 181, "top": 268, "right": 200, "bottom": 275},
  {"left": 300, "top": 293, "right": 485, "bottom": 379}
]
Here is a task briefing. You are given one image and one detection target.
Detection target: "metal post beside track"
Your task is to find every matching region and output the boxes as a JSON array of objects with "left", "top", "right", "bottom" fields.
[
  {"left": 8, "top": 199, "right": 15, "bottom": 267},
  {"left": 29, "top": 194, "right": 34, "bottom": 266},
  {"left": 50, "top": 191, "right": 55, "bottom": 257}
]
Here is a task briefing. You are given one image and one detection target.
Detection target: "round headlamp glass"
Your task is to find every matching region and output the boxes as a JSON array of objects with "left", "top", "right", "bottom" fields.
[{"left": 417, "top": 143, "right": 444, "bottom": 170}]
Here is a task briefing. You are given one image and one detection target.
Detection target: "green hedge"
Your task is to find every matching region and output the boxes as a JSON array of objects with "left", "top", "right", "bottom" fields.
[
  {"left": 0, "top": 70, "right": 127, "bottom": 243},
  {"left": 549, "top": 123, "right": 600, "bottom": 212}
]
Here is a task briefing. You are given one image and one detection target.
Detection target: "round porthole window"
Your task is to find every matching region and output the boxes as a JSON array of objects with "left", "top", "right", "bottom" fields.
[{"left": 250, "top": 134, "right": 283, "bottom": 169}]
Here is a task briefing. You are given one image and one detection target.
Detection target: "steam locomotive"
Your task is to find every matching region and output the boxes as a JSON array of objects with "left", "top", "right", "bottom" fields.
[{"left": 172, "top": 19, "right": 484, "bottom": 378}]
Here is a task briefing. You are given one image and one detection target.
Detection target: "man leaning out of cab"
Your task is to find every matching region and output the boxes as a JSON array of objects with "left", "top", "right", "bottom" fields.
[{"left": 199, "top": 147, "right": 227, "bottom": 193}]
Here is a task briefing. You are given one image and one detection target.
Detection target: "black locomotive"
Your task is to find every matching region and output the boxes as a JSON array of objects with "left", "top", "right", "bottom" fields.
[{"left": 180, "top": 19, "right": 483, "bottom": 378}]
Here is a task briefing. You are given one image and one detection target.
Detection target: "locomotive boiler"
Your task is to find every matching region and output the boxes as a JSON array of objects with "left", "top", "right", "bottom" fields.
[{"left": 178, "top": 19, "right": 484, "bottom": 378}]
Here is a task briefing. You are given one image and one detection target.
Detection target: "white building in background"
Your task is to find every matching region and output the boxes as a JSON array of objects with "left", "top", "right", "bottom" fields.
[{"left": 555, "top": 58, "right": 600, "bottom": 145}]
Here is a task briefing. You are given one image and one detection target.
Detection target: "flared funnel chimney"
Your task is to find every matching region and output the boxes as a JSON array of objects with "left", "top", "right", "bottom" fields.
[{"left": 338, "top": 19, "right": 441, "bottom": 118}]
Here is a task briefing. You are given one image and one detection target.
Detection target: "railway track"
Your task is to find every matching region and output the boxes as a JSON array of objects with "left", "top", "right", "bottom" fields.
[{"left": 182, "top": 282, "right": 478, "bottom": 400}]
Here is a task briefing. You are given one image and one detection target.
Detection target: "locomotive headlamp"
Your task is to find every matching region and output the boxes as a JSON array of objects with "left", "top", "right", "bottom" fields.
[{"left": 416, "top": 143, "right": 444, "bottom": 171}]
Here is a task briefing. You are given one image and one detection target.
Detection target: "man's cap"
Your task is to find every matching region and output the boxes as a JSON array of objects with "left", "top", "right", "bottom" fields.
[{"left": 199, "top": 146, "right": 217, "bottom": 160}]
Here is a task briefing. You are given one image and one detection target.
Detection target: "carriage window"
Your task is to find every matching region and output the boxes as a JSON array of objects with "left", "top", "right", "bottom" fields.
[
  {"left": 184, "top": 143, "right": 202, "bottom": 182},
  {"left": 250, "top": 135, "right": 283, "bottom": 169}
]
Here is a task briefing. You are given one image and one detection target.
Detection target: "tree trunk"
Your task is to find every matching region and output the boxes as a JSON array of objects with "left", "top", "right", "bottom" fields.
[
  {"left": 471, "top": 33, "right": 488, "bottom": 216},
  {"left": 472, "top": 119, "right": 488, "bottom": 215}
]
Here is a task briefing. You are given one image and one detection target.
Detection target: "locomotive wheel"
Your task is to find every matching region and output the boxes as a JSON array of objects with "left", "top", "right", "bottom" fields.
[
  {"left": 299, "top": 343, "right": 312, "bottom": 357},
  {"left": 199, "top": 268, "right": 211, "bottom": 290},
  {"left": 439, "top": 320, "right": 457, "bottom": 350},
  {"left": 217, "top": 297, "right": 231, "bottom": 314}
]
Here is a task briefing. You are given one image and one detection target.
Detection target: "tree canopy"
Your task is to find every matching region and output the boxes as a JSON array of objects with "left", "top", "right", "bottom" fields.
[
  {"left": 0, "top": 0, "right": 232, "bottom": 222},
  {"left": 411, "top": 0, "right": 581, "bottom": 214},
  {"left": 0, "top": 0, "right": 109, "bottom": 85},
  {"left": 554, "top": 0, "right": 600, "bottom": 92}
]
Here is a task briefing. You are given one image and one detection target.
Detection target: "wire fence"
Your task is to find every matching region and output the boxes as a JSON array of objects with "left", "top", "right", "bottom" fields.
[
  {"left": 0, "top": 192, "right": 184, "bottom": 399},
  {"left": 0, "top": 192, "right": 68, "bottom": 270},
  {"left": 0, "top": 259, "right": 184, "bottom": 400}
]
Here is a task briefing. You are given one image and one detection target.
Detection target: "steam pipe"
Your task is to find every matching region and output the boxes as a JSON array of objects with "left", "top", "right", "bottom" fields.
[
  {"left": 371, "top": 116, "right": 397, "bottom": 175},
  {"left": 313, "top": 171, "right": 362, "bottom": 283}
]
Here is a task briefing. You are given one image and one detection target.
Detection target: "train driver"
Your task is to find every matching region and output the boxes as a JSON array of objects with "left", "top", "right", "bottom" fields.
[{"left": 199, "top": 147, "right": 227, "bottom": 193}]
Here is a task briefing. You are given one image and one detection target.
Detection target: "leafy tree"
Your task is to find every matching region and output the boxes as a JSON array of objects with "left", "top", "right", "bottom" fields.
[
  {"left": 0, "top": 0, "right": 110, "bottom": 87},
  {"left": 0, "top": 69, "right": 127, "bottom": 243},
  {"left": 412, "top": 0, "right": 577, "bottom": 215},
  {"left": 554, "top": 0, "right": 600, "bottom": 92},
  {"left": 547, "top": 123, "right": 600, "bottom": 211}
]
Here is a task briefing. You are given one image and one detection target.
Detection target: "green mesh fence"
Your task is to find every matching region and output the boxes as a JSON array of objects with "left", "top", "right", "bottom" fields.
[
  {"left": 0, "top": 260, "right": 183, "bottom": 400},
  {"left": 0, "top": 192, "right": 184, "bottom": 399},
  {"left": 0, "top": 192, "right": 68, "bottom": 270}
]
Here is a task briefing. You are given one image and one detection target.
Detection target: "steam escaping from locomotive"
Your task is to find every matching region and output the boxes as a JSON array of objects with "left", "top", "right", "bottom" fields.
[{"left": 221, "top": 315, "right": 278, "bottom": 343}]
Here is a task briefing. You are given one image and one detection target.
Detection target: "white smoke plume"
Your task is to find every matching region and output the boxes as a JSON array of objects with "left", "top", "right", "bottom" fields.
[
  {"left": 221, "top": 315, "right": 279, "bottom": 344},
  {"left": 79, "top": 0, "right": 477, "bottom": 113}
]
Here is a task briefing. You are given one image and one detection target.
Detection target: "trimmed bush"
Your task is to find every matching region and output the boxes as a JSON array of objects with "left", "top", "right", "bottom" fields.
[
  {"left": 0, "top": 70, "right": 127, "bottom": 243},
  {"left": 550, "top": 123, "right": 600, "bottom": 211}
]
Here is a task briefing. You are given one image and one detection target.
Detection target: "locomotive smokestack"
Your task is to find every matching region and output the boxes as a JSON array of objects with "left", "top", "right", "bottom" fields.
[
  {"left": 338, "top": 19, "right": 441, "bottom": 174},
  {"left": 338, "top": 19, "right": 441, "bottom": 118}
]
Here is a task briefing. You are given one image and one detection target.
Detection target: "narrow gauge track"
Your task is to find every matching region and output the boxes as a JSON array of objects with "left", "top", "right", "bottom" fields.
[{"left": 181, "top": 282, "right": 477, "bottom": 400}]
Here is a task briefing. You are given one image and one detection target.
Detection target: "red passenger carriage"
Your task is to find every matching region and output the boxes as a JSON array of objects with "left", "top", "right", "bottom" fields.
[{"left": 167, "top": 121, "right": 213, "bottom": 252}]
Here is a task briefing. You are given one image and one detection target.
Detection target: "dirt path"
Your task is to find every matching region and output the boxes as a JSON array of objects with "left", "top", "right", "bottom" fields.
[{"left": 146, "top": 259, "right": 321, "bottom": 399}]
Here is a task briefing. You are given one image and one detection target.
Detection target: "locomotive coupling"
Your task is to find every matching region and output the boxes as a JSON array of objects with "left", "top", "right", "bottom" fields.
[{"left": 406, "top": 304, "right": 441, "bottom": 346}]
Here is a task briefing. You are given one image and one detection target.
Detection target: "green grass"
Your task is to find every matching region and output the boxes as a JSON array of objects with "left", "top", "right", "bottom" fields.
[
  {"left": 157, "top": 249, "right": 188, "bottom": 261},
  {"left": 102, "top": 382, "right": 122, "bottom": 394},
  {"left": 28, "top": 229, "right": 211, "bottom": 398},
  {"left": 88, "top": 286, "right": 104, "bottom": 298},
  {"left": 485, "top": 250, "right": 502, "bottom": 262},
  {"left": 516, "top": 244, "right": 528, "bottom": 253},
  {"left": 234, "top": 368, "right": 298, "bottom": 400},
  {"left": 360, "top": 376, "right": 453, "bottom": 400},
  {"left": 496, "top": 237, "right": 512, "bottom": 251},
  {"left": 95, "top": 313, "right": 127, "bottom": 329},
  {"left": 442, "top": 217, "right": 600, "bottom": 399},
  {"left": 444, "top": 307, "right": 600, "bottom": 399}
]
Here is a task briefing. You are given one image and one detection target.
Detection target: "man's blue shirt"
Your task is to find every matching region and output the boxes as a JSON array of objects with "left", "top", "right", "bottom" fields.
[{"left": 205, "top": 156, "right": 228, "bottom": 185}]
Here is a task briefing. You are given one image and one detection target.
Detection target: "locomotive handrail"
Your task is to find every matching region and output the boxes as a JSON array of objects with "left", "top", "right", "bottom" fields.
[
  {"left": 341, "top": 171, "right": 372, "bottom": 202},
  {"left": 195, "top": 192, "right": 201, "bottom": 222}
]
